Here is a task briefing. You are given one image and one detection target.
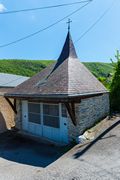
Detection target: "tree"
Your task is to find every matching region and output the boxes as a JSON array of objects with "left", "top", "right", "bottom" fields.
[{"left": 110, "top": 50, "right": 120, "bottom": 112}]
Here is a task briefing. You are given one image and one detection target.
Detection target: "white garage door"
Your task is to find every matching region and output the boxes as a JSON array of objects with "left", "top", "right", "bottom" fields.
[{"left": 22, "top": 101, "right": 68, "bottom": 143}]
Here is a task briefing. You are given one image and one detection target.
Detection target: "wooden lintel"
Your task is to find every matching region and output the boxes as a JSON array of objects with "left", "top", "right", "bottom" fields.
[
  {"left": 4, "top": 96, "right": 81, "bottom": 103},
  {"left": 14, "top": 99, "right": 16, "bottom": 107},
  {"left": 5, "top": 97, "right": 17, "bottom": 114},
  {"left": 4, "top": 93, "right": 103, "bottom": 103},
  {"left": 71, "top": 102, "right": 75, "bottom": 117},
  {"left": 64, "top": 102, "right": 77, "bottom": 126}
]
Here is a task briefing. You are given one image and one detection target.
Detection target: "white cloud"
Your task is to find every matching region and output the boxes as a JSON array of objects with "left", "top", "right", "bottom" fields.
[{"left": 0, "top": 3, "right": 6, "bottom": 12}]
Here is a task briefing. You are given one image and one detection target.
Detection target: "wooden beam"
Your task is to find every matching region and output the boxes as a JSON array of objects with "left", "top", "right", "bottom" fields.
[
  {"left": 64, "top": 102, "right": 77, "bottom": 126},
  {"left": 14, "top": 99, "right": 16, "bottom": 107},
  {"left": 71, "top": 102, "right": 75, "bottom": 117},
  {"left": 5, "top": 97, "right": 81, "bottom": 104},
  {"left": 5, "top": 97, "right": 17, "bottom": 114},
  {"left": 5, "top": 92, "right": 103, "bottom": 102}
]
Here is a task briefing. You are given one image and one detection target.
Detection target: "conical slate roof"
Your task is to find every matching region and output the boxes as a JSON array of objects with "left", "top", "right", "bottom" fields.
[
  {"left": 51, "top": 31, "right": 77, "bottom": 73},
  {"left": 5, "top": 31, "right": 108, "bottom": 99}
]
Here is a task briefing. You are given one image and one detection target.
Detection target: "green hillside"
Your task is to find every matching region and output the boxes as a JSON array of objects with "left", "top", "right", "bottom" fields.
[
  {"left": 83, "top": 62, "right": 114, "bottom": 78},
  {"left": 0, "top": 59, "right": 54, "bottom": 77},
  {"left": 0, "top": 59, "right": 114, "bottom": 78}
]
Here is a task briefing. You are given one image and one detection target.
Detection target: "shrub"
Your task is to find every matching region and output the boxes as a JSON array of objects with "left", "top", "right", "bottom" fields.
[{"left": 110, "top": 51, "right": 120, "bottom": 112}]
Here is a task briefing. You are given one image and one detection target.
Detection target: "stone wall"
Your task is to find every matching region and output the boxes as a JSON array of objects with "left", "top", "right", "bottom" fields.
[
  {"left": 68, "top": 93, "right": 110, "bottom": 141},
  {"left": 0, "top": 96, "right": 15, "bottom": 133}
]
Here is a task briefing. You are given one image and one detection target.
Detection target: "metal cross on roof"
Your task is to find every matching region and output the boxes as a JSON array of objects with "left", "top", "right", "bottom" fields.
[{"left": 67, "top": 19, "right": 72, "bottom": 31}]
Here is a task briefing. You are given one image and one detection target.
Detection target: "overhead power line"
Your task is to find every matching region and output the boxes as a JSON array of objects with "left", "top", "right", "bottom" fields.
[
  {"left": 74, "top": 0, "right": 115, "bottom": 44},
  {"left": 53, "top": 0, "right": 116, "bottom": 60},
  {"left": 0, "top": 0, "right": 92, "bottom": 15},
  {"left": 0, "top": 1, "right": 92, "bottom": 48}
]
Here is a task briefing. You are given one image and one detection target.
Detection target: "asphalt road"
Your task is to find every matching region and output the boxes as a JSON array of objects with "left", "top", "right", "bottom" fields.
[
  {"left": 0, "top": 118, "right": 120, "bottom": 180},
  {"left": 0, "top": 132, "right": 63, "bottom": 180},
  {"left": 36, "top": 119, "right": 120, "bottom": 180}
]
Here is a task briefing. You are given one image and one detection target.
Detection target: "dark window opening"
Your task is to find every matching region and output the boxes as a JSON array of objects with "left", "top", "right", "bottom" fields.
[
  {"left": 28, "top": 102, "right": 41, "bottom": 124},
  {"left": 43, "top": 104, "right": 59, "bottom": 128}
]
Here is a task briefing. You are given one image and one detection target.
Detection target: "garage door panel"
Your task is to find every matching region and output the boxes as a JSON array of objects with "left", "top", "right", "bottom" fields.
[
  {"left": 35, "top": 125, "right": 42, "bottom": 136},
  {"left": 51, "top": 128, "right": 61, "bottom": 142},
  {"left": 22, "top": 102, "right": 68, "bottom": 143},
  {"left": 28, "top": 123, "right": 35, "bottom": 134},
  {"left": 43, "top": 126, "right": 52, "bottom": 139}
]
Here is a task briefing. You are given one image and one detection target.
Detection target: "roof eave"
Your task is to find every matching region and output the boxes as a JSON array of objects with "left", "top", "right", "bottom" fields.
[{"left": 4, "top": 91, "right": 109, "bottom": 102}]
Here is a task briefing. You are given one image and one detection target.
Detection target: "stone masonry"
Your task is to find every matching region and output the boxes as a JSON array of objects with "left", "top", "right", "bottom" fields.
[
  {"left": 0, "top": 96, "right": 15, "bottom": 133},
  {"left": 68, "top": 93, "right": 110, "bottom": 141}
]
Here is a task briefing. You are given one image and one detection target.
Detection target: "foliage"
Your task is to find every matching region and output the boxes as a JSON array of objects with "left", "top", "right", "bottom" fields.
[
  {"left": 0, "top": 59, "right": 54, "bottom": 77},
  {"left": 98, "top": 77, "right": 109, "bottom": 89},
  {"left": 83, "top": 62, "right": 114, "bottom": 89},
  {"left": 110, "top": 50, "right": 120, "bottom": 112},
  {"left": 98, "top": 75, "right": 112, "bottom": 90},
  {"left": 83, "top": 62, "right": 114, "bottom": 78},
  {"left": 0, "top": 59, "right": 113, "bottom": 78}
]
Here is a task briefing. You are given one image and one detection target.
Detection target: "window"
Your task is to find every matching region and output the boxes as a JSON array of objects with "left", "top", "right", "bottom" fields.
[
  {"left": 62, "top": 104, "right": 67, "bottom": 117},
  {"left": 28, "top": 102, "right": 41, "bottom": 124},
  {"left": 43, "top": 104, "right": 59, "bottom": 116},
  {"left": 43, "top": 104, "right": 59, "bottom": 128}
]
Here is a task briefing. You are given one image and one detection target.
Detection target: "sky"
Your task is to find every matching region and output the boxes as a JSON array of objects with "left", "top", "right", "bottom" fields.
[{"left": 0, "top": 0, "right": 119, "bottom": 62}]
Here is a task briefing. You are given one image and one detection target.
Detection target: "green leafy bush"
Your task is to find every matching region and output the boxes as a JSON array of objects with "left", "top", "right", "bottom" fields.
[{"left": 110, "top": 51, "right": 120, "bottom": 112}]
